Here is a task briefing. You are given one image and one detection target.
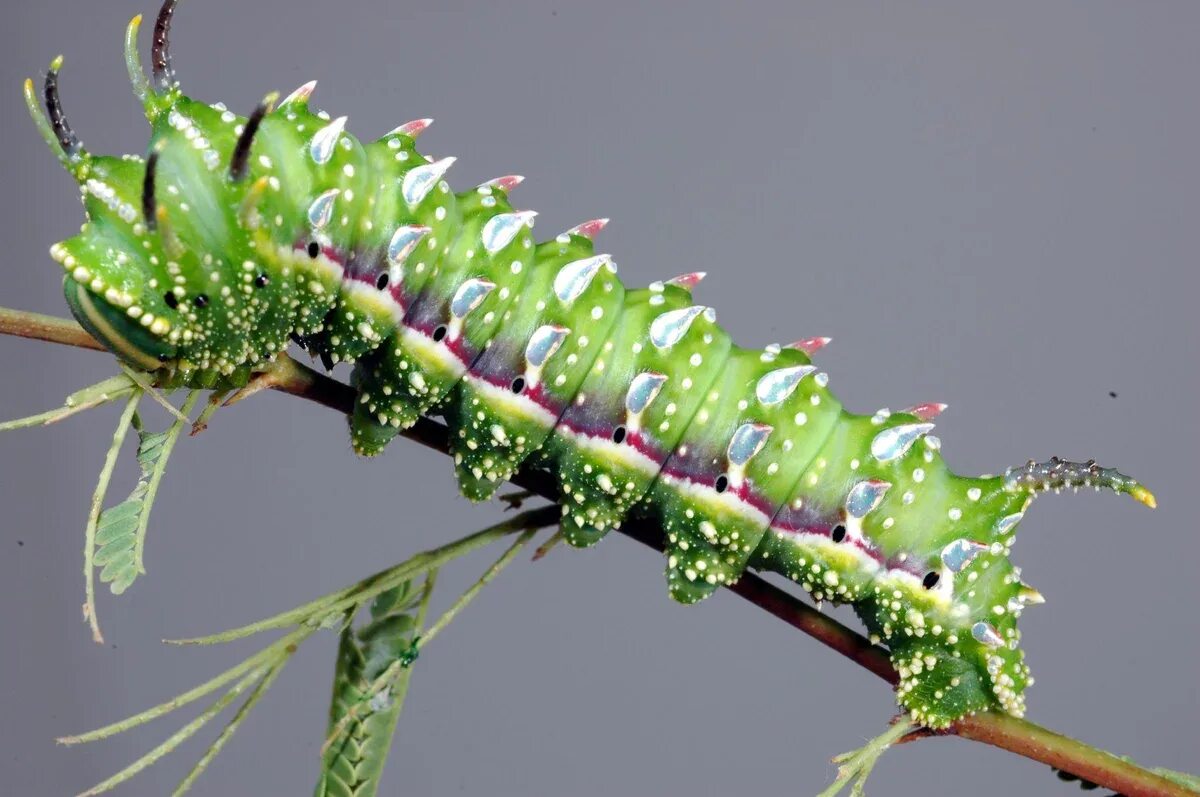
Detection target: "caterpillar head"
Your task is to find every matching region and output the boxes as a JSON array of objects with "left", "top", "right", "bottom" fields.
[
  {"left": 23, "top": 8, "right": 194, "bottom": 372},
  {"left": 24, "top": 4, "right": 297, "bottom": 377},
  {"left": 25, "top": 1, "right": 455, "bottom": 377}
]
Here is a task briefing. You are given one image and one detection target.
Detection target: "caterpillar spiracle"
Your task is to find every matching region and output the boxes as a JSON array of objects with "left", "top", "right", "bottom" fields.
[{"left": 24, "top": 0, "right": 1156, "bottom": 731}]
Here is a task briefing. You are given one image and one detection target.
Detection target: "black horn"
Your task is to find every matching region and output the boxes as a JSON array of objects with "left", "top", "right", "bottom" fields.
[
  {"left": 151, "top": 0, "right": 180, "bottom": 92},
  {"left": 43, "top": 57, "right": 83, "bottom": 158},
  {"left": 229, "top": 94, "right": 277, "bottom": 181},
  {"left": 142, "top": 147, "right": 161, "bottom": 230}
]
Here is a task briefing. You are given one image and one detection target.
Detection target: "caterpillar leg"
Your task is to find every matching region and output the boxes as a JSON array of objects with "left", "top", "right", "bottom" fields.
[
  {"left": 816, "top": 716, "right": 916, "bottom": 797},
  {"left": 349, "top": 403, "right": 401, "bottom": 457}
]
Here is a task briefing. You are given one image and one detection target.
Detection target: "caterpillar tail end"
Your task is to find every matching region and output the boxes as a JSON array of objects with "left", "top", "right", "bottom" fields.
[
  {"left": 1003, "top": 456, "right": 1156, "bottom": 509},
  {"left": 1130, "top": 484, "right": 1158, "bottom": 509}
]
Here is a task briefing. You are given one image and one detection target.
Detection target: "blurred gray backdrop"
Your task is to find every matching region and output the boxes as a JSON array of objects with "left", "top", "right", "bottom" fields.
[{"left": 1, "top": 1, "right": 1196, "bottom": 795}]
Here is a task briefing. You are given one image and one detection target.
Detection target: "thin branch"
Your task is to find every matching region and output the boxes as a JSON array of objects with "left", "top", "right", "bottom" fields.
[
  {"left": 171, "top": 655, "right": 293, "bottom": 796},
  {"left": 0, "top": 307, "right": 105, "bottom": 352},
  {"left": 163, "top": 506, "right": 556, "bottom": 646},
  {"left": 1, "top": 306, "right": 1192, "bottom": 797},
  {"left": 82, "top": 391, "right": 141, "bottom": 644},
  {"left": 58, "top": 627, "right": 312, "bottom": 745},
  {"left": 76, "top": 667, "right": 269, "bottom": 797},
  {"left": 952, "top": 712, "right": 1196, "bottom": 797}
]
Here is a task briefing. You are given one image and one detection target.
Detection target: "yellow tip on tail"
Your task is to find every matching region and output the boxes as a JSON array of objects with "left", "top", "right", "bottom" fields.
[{"left": 1131, "top": 485, "right": 1157, "bottom": 509}]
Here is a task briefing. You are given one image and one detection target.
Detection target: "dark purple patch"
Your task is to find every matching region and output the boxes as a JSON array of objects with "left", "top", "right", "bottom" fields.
[
  {"left": 769, "top": 506, "right": 929, "bottom": 580},
  {"left": 471, "top": 369, "right": 564, "bottom": 419}
]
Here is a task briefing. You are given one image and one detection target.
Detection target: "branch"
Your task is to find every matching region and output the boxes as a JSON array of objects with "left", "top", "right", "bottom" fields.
[
  {"left": 1, "top": 306, "right": 1191, "bottom": 797},
  {"left": 0, "top": 307, "right": 106, "bottom": 352}
]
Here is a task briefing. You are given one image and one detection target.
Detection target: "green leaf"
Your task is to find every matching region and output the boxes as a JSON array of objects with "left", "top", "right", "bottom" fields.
[
  {"left": 94, "top": 393, "right": 199, "bottom": 596},
  {"left": 367, "top": 580, "right": 420, "bottom": 620},
  {"left": 315, "top": 580, "right": 431, "bottom": 797}
]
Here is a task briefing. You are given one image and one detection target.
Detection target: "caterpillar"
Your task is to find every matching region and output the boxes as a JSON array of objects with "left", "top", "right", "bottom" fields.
[{"left": 23, "top": 0, "right": 1156, "bottom": 732}]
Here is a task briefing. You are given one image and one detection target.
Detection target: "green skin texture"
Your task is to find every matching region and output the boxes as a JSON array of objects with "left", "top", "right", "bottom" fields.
[{"left": 40, "top": 48, "right": 1075, "bottom": 731}]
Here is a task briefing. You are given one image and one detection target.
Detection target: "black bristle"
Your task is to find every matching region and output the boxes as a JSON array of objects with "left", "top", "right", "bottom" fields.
[
  {"left": 142, "top": 149, "right": 159, "bottom": 230},
  {"left": 230, "top": 97, "right": 273, "bottom": 181}
]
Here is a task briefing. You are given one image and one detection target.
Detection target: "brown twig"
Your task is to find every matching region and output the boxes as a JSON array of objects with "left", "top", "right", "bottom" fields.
[
  {"left": 0, "top": 307, "right": 106, "bottom": 352},
  {"left": 0, "top": 306, "right": 1192, "bottom": 797}
]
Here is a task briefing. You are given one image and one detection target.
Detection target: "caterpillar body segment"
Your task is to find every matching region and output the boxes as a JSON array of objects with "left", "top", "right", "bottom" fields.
[
  {"left": 26, "top": 0, "right": 1156, "bottom": 730},
  {"left": 445, "top": 236, "right": 624, "bottom": 502},
  {"left": 350, "top": 190, "right": 534, "bottom": 439},
  {"left": 548, "top": 292, "right": 732, "bottom": 548},
  {"left": 650, "top": 346, "right": 840, "bottom": 605}
]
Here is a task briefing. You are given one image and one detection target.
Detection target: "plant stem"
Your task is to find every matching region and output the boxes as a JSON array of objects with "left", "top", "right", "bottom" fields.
[
  {"left": 171, "top": 663, "right": 286, "bottom": 797},
  {"left": 76, "top": 667, "right": 269, "bottom": 797},
  {"left": 81, "top": 391, "right": 141, "bottom": 644},
  {"left": 166, "top": 505, "right": 557, "bottom": 645},
  {"left": 59, "top": 627, "right": 312, "bottom": 744},
  {"left": 0, "top": 307, "right": 105, "bottom": 352},
  {"left": 134, "top": 390, "right": 201, "bottom": 573},
  {"left": 420, "top": 529, "right": 538, "bottom": 648},
  {"left": 818, "top": 716, "right": 916, "bottom": 797},
  {"left": 0, "top": 375, "right": 137, "bottom": 432},
  {"left": 1, "top": 305, "right": 1192, "bottom": 797},
  {"left": 953, "top": 712, "right": 1198, "bottom": 797}
]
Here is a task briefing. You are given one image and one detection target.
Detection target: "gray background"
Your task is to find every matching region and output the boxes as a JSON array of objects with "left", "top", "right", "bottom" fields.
[{"left": 1, "top": 1, "right": 1196, "bottom": 795}]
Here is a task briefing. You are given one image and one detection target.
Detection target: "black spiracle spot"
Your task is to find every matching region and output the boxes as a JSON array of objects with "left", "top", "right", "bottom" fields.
[
  {"left": 254, "top": 274, "right": 270, "bottom": 288},
  {"left": 307, "top": 241, "right": 321, "bottom": 258},
  {"left": 922, "top": 571, "right": 941, "bottom": 589},
  {"left": 193, "top": 294, "right": 210, "bottom": 309},
  {"left": 376, "top": 272, "right": 390, "bottom": 291},
  {"left": 830, "top": 524, "right": 847, "bottom": 543},
  {"left": 163, "top": 291, "right": 178, "bottom": 309},
  {"left": 611, "top": 425, "right": 626, "bottom": 444},
  {"left": 714, "top": 474, "right": 729, "bottom": 493},
  {"left": 510, "top": 376, "right": 525, "bottom": 394},
  {"left": 431, "top": 325, "right": 447, "bottom": 343}
]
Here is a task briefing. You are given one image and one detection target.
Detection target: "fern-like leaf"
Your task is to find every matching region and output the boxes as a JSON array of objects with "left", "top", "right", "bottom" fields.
[
  {"left": 315, "top": 581, "right": 425, "bottom": 797},
  {"left": 95, "top": 392, "right": 198, "bottom": 595}
]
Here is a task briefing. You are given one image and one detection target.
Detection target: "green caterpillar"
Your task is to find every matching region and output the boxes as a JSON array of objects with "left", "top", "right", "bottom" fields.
[{"left": 25, "top": 0, "right": 1155, "bottom": 731}]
